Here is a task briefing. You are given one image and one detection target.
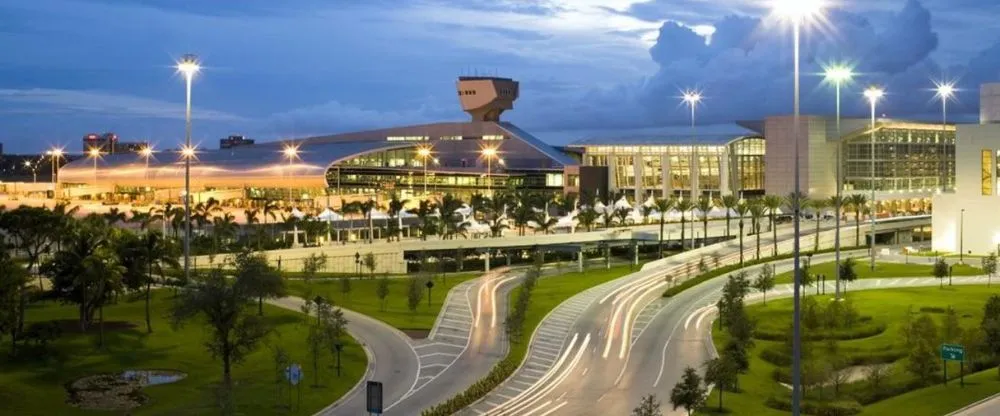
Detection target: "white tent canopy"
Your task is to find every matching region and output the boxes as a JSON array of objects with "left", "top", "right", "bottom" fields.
[
  {"left": 369, "top": 209, "right": 390, "bottom": 220},
  {"left": 316, "top": 208, "right": 342, "bottom": 221},
  {"left": 613, "top": 196, "right": 632, "bottom": 211},
  {"left": 290, "top": 207, "right": 306, "bottom": 219}
]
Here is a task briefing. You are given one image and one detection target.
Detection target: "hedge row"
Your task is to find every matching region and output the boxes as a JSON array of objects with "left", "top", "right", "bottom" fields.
[
  {"left": 754, "top": 320, "right": 886, "bottom": 342},
  {"left": 420, "top": 355, "right": 519, "bottom": 415},
  {"left": 768, "top": 349, "right": 907, "bottom": 383},
  {"left": 765, "top": 396, "right": 862, "bottom": 416},
  {"left": 662, "top": 245, "right": 867, "bottom": 298}
]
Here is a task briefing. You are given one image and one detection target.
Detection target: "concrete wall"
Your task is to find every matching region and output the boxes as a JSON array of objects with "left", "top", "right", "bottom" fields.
[
  {"left": 981, "top": 83, "right": 1000, "bottom": 125},
  {"left": 932, "top": 124, "right": 1000, "bottom": 255},
  {"left": 764, "top": 115, "right": 825, "bottom": 198}
]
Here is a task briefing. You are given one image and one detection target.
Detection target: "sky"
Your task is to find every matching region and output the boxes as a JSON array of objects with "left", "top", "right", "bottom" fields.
[{"left": 1, "top": 0, "right": 999, "bottom": 153}]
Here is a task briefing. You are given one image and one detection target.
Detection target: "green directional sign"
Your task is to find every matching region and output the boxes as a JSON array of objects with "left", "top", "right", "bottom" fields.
[{"left": 941, "top": 344, "right": 965, "bottom": 362}]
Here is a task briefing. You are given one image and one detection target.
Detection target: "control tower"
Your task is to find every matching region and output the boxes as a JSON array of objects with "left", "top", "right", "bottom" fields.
[{"left": 456, "top": 76, "right": 519, "bottom": 122}]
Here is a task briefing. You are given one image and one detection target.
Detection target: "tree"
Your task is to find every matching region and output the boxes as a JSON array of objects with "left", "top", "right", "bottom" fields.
[
  {"left": 339, "top": 276, "right": 352, "bottom": 301},
  {"left": 386, "top": 194, "right": 409, "bottom": 242},
  {"left": 84, "top": 246, "right": 126, "bottom": 348},
  {"left": 983, "top": 253, "right": 997, "bottom": 287},
  {"left": 670, "top": 367, "right": 706, "bottom": 416},
  {"left": 934, "top": 257, "right": 949, "bottom": 289},
  {"left": 231, "top": 249, "right": 286, "bottom": 316},
  {"left": 211, "top": 213, "right": 239, "bottom": 253},
  {"left": 171, "top": 269, "right": 271, "bottom": 387},
  {"left": 719, "top": 195, "right": 739, "bottom": 239},
  {"left": 301, "top": 253, "right": 328, "bottom": 284},
  {"left": 735, "top": 201, "right": 750, "bottom": 266},
  {"left": 905, "top": 314, "right": 941, "bottom": 384},
  {"left": 363, "top": 252, "right": 377, "bottom": 279},
  {"left": 752, "top": 264, "right": 776, "bottom": 305},
  {"left": 809, "top": 198, "right": 829, "bottom": 251},
  {"left": 748, "top": 200, "right": 766, "bottom": 260},
  {"left": 763, "top": 195, "right": 784, "bottom": 256},
  {"left": 675, "top": 198, "right": 695, "bottom": 251},
  {"left": 980, "top": 295, "right": 1000, "bottom": 376},
  {"left": 407, "top": 277, "right": 423, "bottom": 314},
  {"left": 631, "top": 394, "right": 662, "bottom": 416},
  {"left": 300, "top": 296, "right": 349, "bottom": 387},
  {"left": 43, "top": 217, "right": 113, "bottom": 332},
  {"left": 0, "top": 248, "right": 29, "bottom": 354},
  {"left": 704, "top": 356, "right": 738, "bottom": 411},
  {"left": 415, "top": 199, "right": 438, "bottom": 240},
  {"left": 0, "top": 206, "right": 60, "bottom": 336},
  {"left": 577, "top": 206, "right": 599, "bottom": 233},
  {"left": 117, "top": 231, "right": 179, "bottom": 333},
  {"left": 376, "top": 276, "right": 390, "bottom": 312},
  {"left": 848, "top": 194, "right": 868, "bottom": 247},
  {"left": 800, "top": 257, "right": 815, "bottom": 295},
  {"left": 839, "top": 257, "right": 858, "bottom": 294},
  {"left": 696, "top": 196, "right": 713, "bottom": 248},
  {"left": 865, "top": 364, "right": 891, "bottom": 396},
  {"left": 654, "top": 197, "right": 676, "bottom": 257}
]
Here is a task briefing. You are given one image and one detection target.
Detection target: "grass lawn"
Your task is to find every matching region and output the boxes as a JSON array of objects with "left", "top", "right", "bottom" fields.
[
  {"left": 773, "top": 261, "right": 982, "bottom": 285},
  {"left": 0, "top": 290, "right": 365, "bottom": 416},
  {"left": 286, "top": 273, "right": 479, "bottom": 333},
  {"left": 705, "top": 286, "right": 1000, "bottom": 415}
]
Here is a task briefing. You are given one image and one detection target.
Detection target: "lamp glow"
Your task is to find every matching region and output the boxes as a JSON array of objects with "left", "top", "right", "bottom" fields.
[
  {"left": 88, "top": 147, "right": 102, "bottom": 158},
  {"left": 681, "top": 90, "right": 702, "bottom": 106},
  {"left": 176, "top": 54, "right": 201, "bottom": 78},
  {"left": 771, "top": 0, "right": 825, "bottom": 22},
  {"left": 139, "top": 146, "right": 154, "bottom": 158},
  {"left": 934, "top": 82, "right": 956, "bottom": 100},
  {"left": 481, "top": 147, "right": 497, "bottom": 158},
  {"left": 864, "top": 86, "right": 885, "bottom": 103},
  {"left": 417, "top": 147, "right": 432, "bottom": 158},
  {"left": 180, "top": 145, "right": 197, "bottom": 159},
  {"left": 282, "top": 144, "right": 300, "bottom": 160},
  {"left": 824, "top": 65, "right": 854, "bottom": 83}
]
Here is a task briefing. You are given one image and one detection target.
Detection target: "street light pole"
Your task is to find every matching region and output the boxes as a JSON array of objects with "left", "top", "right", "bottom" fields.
[
  {"left": 824, "top": 65, "right": 853, "bottom": 301},
  {"left": 960, "top": 208, "right": 965, "bottom": 264},
  {"left": 865, "top": 87, "right": 884, "bottom": 272},
  {"left": 682, "top": 90, "right": 702, "bottom": 200},
  {"left": 177, "top": 54, "right": 200, "bottom": 283},
  {"left": 935, "top": 82, "right": 956, "bottom": 193}
]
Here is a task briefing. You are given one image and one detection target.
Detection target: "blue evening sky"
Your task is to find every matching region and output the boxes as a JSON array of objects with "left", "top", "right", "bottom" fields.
[{"left": 1, "top": 0, "right": 998, "bottom": 153}]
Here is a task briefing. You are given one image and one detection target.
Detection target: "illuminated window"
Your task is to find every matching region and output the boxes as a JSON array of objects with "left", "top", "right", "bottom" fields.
[
  {"left": 545, "top": 173, "right": 564, "bottom": 187},
  {"left": 482, "top": 135, "right": 505, "bottom": 141},
  {"left": 439, "top": 136, "right": 463, "bottom": 141},
  {"left": 386, "top": 136, "right": 428, "bottom": 142},
  {"left": 984, "top": 149, "right": 994, "bottom": 196}
]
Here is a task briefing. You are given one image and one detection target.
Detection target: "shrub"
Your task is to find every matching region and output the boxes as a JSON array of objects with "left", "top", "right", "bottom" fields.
[
  {"left": 755, "top": 321, "right": 886, "bottom": 342},
  {"left": 918, "top": 306, "right": 946, "bottom": 314},
  {"left": 765, "top": 396, "right": 862, "bottom": 416},
  {"left": 420, "top": 355, "right": 518, "bottom": 415}
]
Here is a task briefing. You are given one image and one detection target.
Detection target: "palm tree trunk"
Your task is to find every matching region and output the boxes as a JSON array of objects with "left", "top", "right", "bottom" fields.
[
  {"left": 855, "top": 214, "right": 861, "bottom": 246},
  {"left": 755, "top": 219, "right": 761, "bottom": 260},
  {"left": 815, "top": 216, "right": 821, "bottom": 252},
  {"left": 145, "top": 279, "right": 152, "bottom": 333},
  {"left": 98, "top": 303, "right": 105, "bottom": 348},
  {"left": 739, "top": 221, "right": 745, "bottom": 266},
  {"left": 702, "top": 217, "right": 708, "bottom": 248},
  {"left": 725, "top": 214, "right": 731, "bottom": 238},
  {"left": 658, "top": 218, "right": 665, "bottom": 258},
  {"left": 259, "top": 296, "right": 264, "bottom": 316},
  {"left": 771, "top": 214, "right": 777, "bottom": 257}
]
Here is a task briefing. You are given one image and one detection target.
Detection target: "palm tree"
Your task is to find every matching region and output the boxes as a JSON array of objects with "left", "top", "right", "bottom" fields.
[
  {"left": 847, "top": 194, "right": 868, "bottom": 247},
  {"left": 719, "top": 194, "right": 739, "bottom": 238},
  {"left": 653, "top": 197, "right": 676, "bottom": 258},
  {"left": 696, "top": 196, "right": 713, "bottom": 248},
  {"left": 244, "top": 208, "right": 261, "bottom": 248},
  {"left": 193, "top": 197, "right": 222, "bottom": 231},
  {"left": 578, "top": 206, "right": 599, "bottom": 232},
  {"left": 763, "top": 195, "right": 784, "bottom": 257},
  {"left": 614, "top": 207, "right": 631, "bottom": 227},
  {"left": 212, "top": 213, "right": 239, "bottom": 252},
  {"left": 809, "top": 198, "right": 829, "bottom": 252},
  {"left": 735, "top": 201, "right": 750, "bottom": 266},
  {"left": 415, "top": 200, "right": 438, "bottom": 240},
  {"left": 675, "top": 198, "right": 695, "bottom": 251},
  {"left": 748, "top": 199, "right": 767, "bottom": 260},
  {"left": 386, "top": 194, "right": 409, "bottom": 242},
  {"left": 469, "top": 193, "right": 489, "bottom": 221},
  {"left": 141, "top": 207, "right": 162, "bottom": 232},
  {"left": 129, "top": 209, "right": 149, "bottom": 230},
  {"left": 484, "top": 194, "right": 511, "bottom": 237},
  {"left": 512, "top": 203, "right": 536, "bottom": 236},
  {"left": 261, "top": 199, "right": 280, "bottom": 237},
  {"left": 640, "top": 205, "right": 655, "bottom": 225},
  {"left": 83, "top": 246, "right": 125, "bottom": 348},
  {"left": 600, "top": 206, "right": 616, "bottom": 230},
  {"left": 140, "top": 231, "right": 179, "bottom": 332},
  {"left": 437, "top": 194, "right": 464, "bottom": 240},
  {"left": 534, "top": 212, "right": 558, "bottom": 235},
  {"left": 102, "top": 207, "right": 126, "bottom": 226}
]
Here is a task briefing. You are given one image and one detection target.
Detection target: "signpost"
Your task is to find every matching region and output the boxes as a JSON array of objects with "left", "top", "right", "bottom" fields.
[
  {"left": 426, "top": 280, "right": 435, "bottom": 307},
  {"left": 367, "top": 381, "right": 384, "bottom": 415},
  {"left": 285, "top": 363, "right": 303, "bottom": 409},
  {"left": 940, "top": 344, "right": 965, "bottom": 386}
]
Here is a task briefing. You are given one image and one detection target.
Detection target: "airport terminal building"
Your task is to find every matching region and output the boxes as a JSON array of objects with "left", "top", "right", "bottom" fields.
[{"left": 57, "top": 76, "right": 958, "bottom": 217}]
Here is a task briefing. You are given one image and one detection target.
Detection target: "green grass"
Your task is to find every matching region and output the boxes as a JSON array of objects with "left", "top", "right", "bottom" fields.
[
  {"left": 773, "top": 261, "right": 983, "bottom": 285},
  {"left": 0, "top": 290, "right": 365, "bottom": 416},
  {"left": 286, "top": 273, "right": 479, "bottom": 333},
  {"left": 705, "top": 286, "right": 1000, "bottom": 415}
]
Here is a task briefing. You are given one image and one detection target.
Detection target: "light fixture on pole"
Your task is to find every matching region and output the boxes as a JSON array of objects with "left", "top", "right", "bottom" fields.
[
  {"left": 24, "top": 160, "right": 37, "bottom": 183},
  {"left": 48, "top": 147, "right": 64, "bottom": 198},
  {"left": 139, "top": 145, "right": 154, "bottom": 181},
  {"left": 88, "top": 146, "right": 103, "bottom": 186},
  {"left": 864, "top": 86, "right": 885, "bottom": 272},
  {"left": 283, "top": 144, "right": 300, "bottom": 205},
  {"left": 417, "top": 146, "right": 432, "bottom": 195},
  {"left": 771, "top": 0, "right": 825, "bottom": 413},
  {"left": 823, "top": 63, "right": 854, "bottom": 301},
  {"left": 680, "top": 89, "right": 702, "bottom": 199},
  {"left": 176, "top": 54, "right": 200, "bottom": 283},
  {"left": 934, "top": 81, "right": 956, "bottom": 193},
  {"left": 481, "top": 146, "right": 498, "bottom": 196}
]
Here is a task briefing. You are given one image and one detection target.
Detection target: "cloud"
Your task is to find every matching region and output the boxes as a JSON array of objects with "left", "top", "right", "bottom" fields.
[
  {"left": 0, "top": 88, "right": 246, "bottom": 122},
  {"left": 261, "top": 99, "right": 456, "bottom": 139}
]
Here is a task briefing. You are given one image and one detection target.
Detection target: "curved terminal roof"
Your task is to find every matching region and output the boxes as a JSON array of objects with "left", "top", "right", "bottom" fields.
[
  {"left": 58, "top": 121, "right": 576, "bottom": 189},
  {"left": 569, "top": 133, "right": 762, "bottom": 147}
]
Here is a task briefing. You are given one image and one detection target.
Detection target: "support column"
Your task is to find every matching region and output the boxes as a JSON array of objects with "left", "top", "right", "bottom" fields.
[
  {"left": 661, "top": 154, "right": 671, "bottom": 198},
  {"left": 506, "top": 250, "right": 512, "bottom": 267},
  {"left": 605, "top": 244, "right": 611, "bottom": 270},
  {"left": 608, "top": 154, "right": 618, "bottom": 196},
  {"left": 578, "top": 249, "right": 584, "bottom": 272},
  {"left": 720, "top": 149, "right": 731, "bottom": 196},
  {"left": 485, "top": 250, "right": 491, "bottom": 272},
  {"left": 632, "top": 241, "right": 639, "bottom": 266},
  {"left": 690, "top": 149, "right": 700, "bottom": 199},
  {"left": 634, "top": 154, "right": 644, "bottom": 200}
]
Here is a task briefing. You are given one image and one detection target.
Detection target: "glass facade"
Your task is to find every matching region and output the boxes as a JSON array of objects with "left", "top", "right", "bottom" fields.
[
  {"left": 730, "top": 137, "right": 766, "bottom": 192},
  {"left": 842, "top": 127, "right": 955, "bottom": 192},
  {"left": 642, "top": 156, "right": 662, "bottom": 188},
  {"left": 615, "top": 156, "right": 636, "bottom": 187}
]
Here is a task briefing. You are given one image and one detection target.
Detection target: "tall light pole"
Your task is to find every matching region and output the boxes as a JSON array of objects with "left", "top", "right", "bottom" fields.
[
  {"left": 934, "top": 81, "right": 956, "bottom": 193},
  {"left": 482, "top": 146, "right": 498, "bottom": 196},
  {"left": 283, "top": 144, "right": 300, "bottom": 206},
  {"left": 48, "top": 147, "right": 64, "bottom": 198},
  {"left": 88, "top": 147, "right": 102, "bottom": 185},
  {"left": 772, "top": 1, "right": 825, "bottom": 413},
  {"left": 139, "top": 146, "right": 154, "bottom": 180},
  {"left": 176, "top": 54, "right": 200, "bottom": 282},
  {"left": 824, "top": 64, "right": 854, "bottom": 300},
  {"left": 24, "top": 161, "right": 37, "bottom": 183},
  {"left": 417, "top": 146, "right": 432, "bottom": 195},
  {"left": 682, "top": 90, "right": 702, "bottom": 200},
  {"left": 864, "top": 86, "right": 885, "bottom": 272}
]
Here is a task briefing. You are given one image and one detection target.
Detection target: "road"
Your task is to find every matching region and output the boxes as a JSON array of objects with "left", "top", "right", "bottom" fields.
[
  {"left": 461, "top": 221, "right": 836, "bottom": 416},
  {"left": 949, "top": 393, "right": 1000, "bottom": 416}
]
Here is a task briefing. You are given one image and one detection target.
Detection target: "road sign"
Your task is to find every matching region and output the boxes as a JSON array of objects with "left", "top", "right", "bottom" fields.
[
  {"left": 425, "top": 280, "right": 435, "bottom": 289},
  {"left": 941, "top": 344, "right": 965, "bottom": 361},
  {"left": 367, "top": 381, "right": 383, "bottom": 414},
  {"left": 285, "top": 363, "right": 303, "bottom": 386}
]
